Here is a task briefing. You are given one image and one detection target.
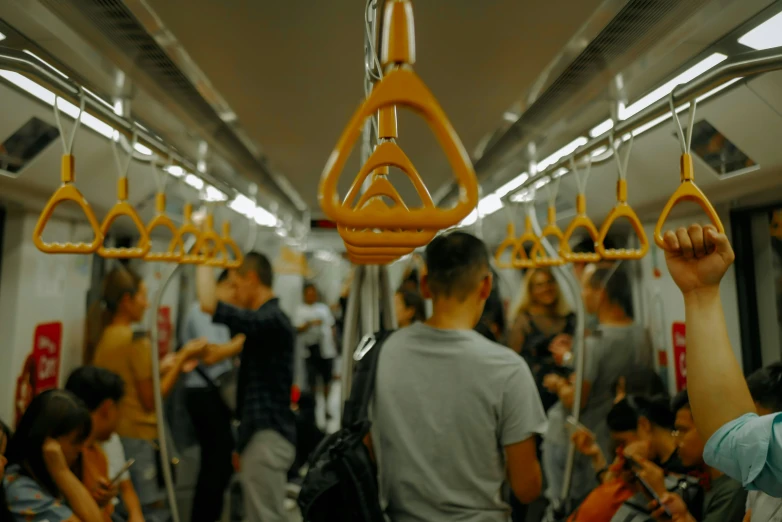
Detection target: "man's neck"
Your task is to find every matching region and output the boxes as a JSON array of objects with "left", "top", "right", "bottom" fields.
[
  {"left": 251, "top": 287, "right": 274, "bottom": 310},
  {"left": 426, "top": 299, "right": 476, "bottom": 330}
]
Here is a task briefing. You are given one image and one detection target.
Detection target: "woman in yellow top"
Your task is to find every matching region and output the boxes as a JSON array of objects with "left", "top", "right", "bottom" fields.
[{"left": 87, "top": 266, "right": 206, "bottom": 522}]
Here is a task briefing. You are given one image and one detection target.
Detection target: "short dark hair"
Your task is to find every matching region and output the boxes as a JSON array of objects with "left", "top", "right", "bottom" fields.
[
  {"left": 65, "top": 366, "right": 125, "bottom": 411},
  {"left": 397, "top": 290, "right": 427, "bottom": 323},
  {"left": 588, "top": 265, "right": 634, "bottom": 318},
  {"left": 424, "top": 232, "right": 489, "bottom": 300},
  {"left": 671, "top": 389, "right": 690, "bottom": 414},
  {"left": 303, "top": 282, "right": 317, "bottom": 293},
  {"left": 239, "top": 251, "right": 273, "bottom": 287},
  {"left": 607, "top": 395, "right": 674, "bottom": 432},
  {"left": 747, "top": 362, "right": 782, "bottom": 413},
  {"left": 217, "top": 269, "right": 230, "bottom": 284}
]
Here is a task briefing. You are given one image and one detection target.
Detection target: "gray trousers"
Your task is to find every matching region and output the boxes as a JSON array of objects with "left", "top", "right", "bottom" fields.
[
  {"left": 541, "top": 438, "right": 597, "bottom": 507},
  {"left": 240, "top": 429, "right": 296, "bottom": 522}
]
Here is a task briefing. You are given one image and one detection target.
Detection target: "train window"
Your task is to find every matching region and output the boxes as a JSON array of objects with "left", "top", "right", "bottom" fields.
[
  {"left": 687, "top": 120, "right": 757, "bottom": 178},
  {"left": 0, "top": 117, "right": 59, "bottom": 177}
]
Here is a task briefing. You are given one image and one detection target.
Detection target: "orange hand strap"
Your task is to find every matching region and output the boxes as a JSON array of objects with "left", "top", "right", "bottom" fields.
[
  {"left": 221, "top": 221, "right": 244, "bottom": 269},
  {"left": 654, "top": 97, "right": 724, "bottom": 248},
  {"left": 494, "top": 222, "right": 518, "bottom": 269},
  {"left": 319, "top": 0, "right": 478, "bottom": 230},
  {"left": 145, "top": 162, "right": 183, "bottom": 262},
  {"left": 178, "top": 203, "right": 206, "bottom": 264},
  {"left": 512, "top": 213, "right": 542, "bottom": 269},
  {"left": 98, "top": 132, "right": 151, "bottom": 259},
  {"left": 597, "top": 134, "right": 649, "bottom": 260},
  {"left": 561, "top": 157, "right": 600, "bottom": 263},
  {"left": 531, "top": 176, "right": 565, "bottom": 266},
  {"left": 193, "top": 213, "right": 228, "bottom": 268},
  {"left": 33, "top": 94, "right": 103, "bottom": 254}
]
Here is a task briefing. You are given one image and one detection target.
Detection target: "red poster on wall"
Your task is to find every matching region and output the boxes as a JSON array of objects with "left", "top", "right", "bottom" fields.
[
  {"left": 672, "top": 321, "right": 687, "bottom": 391},
  {"left": 14, "top": 322, "right": 63, "bottom": 426},
  {"left": 157, "top": 306, "right": 172, "bottom": 359}
]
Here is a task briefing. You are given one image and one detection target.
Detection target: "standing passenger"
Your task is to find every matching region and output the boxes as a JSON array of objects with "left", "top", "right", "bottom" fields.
[
  {"left": 195, "top": 253, "right": 296, "bottom": 522},
  {"left": 369, "top": 232, "right": 547, "bottom": 521},
  {"left": 294, "top": 283, "right": 337, "bottom": 416},
  {"left": 181, "top": 269, "right": 246, "bottom": 522},
  {"left": 89, "top": 267, "right": 206, "bottom": 522}
]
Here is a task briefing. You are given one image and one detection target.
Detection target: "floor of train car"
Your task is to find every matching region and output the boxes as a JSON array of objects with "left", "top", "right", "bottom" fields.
[{"left": 174, "top": 382, "right": 343, "bottom": 522}]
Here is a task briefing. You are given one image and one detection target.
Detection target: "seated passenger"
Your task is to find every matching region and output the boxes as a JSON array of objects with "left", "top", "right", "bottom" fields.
[
  {"left": 394, "top": 289, "right": 427, "bottom": 328},
  {"left": 3, "top": 390, "right": 103, "bottom": 522},
  {"left": 508, "top": 267, "right": 575, "bottom": 411},
  {"left": 65, "top": 366, "right": 145, "bottom": 522},
  {"left": 543, "top": 265, "right": 652, "bottom": 506},
  {"left": 88, "top": 267, "right": 206, "bottom": 521},
  {"left": 661, "top": 224, "right": 782, "bottom": 497},
  {"left": 645, "top": 390, "right": 746, "bottom": 522},
  {"left": 370, "top": 231, "right": 547, "bottom": 521}
]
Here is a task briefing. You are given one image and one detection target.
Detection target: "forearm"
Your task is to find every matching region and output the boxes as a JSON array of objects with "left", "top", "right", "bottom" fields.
[
  {"left": 160, "top": 353, "right": 187, "bottom": 397},
  {"left": 51, "top": 469, "right": 104, "bottom": 522},
  {"left": 120, "top": 480, "right": 143, "bottom": 521},
  {"left": 684, "top": 288, "right": 755, "bottom": 440},
  {"left": 196, "top": 265, "right": 218, "bottom": 314},
  {"left": 203, "top": 338, "right": 243, "bottom": 365}
]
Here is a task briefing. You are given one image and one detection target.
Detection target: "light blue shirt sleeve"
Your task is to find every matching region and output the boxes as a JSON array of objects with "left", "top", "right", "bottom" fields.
[{"left": 703, "top": 412, "right": 782, "bottom": 498}]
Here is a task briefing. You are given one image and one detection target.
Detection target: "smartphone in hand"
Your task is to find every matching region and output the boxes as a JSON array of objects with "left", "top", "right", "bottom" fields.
[{"left": 109, "top": 459, "right": 135, "bottom": 486}]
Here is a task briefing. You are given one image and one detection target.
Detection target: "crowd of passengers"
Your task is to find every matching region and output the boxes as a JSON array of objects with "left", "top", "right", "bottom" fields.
[{"left": 1, "top": 222, "right": 781, "bottom": 522}]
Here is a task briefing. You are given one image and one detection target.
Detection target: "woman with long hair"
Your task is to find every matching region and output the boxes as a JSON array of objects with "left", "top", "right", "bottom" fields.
[
  {"left": 508, "top": 267, "right": 575, "bottom": 411},
  {"left": 2, "top": 390, "right": 103, "bottom": 522},
  {"left": 88, "top": 265, "right": 206, "bottom": 521}
]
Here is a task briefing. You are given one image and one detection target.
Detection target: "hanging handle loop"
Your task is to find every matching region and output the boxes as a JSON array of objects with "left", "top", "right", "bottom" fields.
[
  {"left": 512, "top": 194, "right": 541, "bottom": 269},
  {"left": 145, "top": 159, "right": 184, "bottom": 263},
  {"left": 98, "top": 130, "right": 151, "bottom": 259},
  {"left": 654, "top": 93, "right": 724, "bottom": 248},
  {"left": 33, "top": 91, "right": 104, "bottom": 254},
  {"left": 494, "top": 202, "right": 518, "bottom": 269},
  {"left": 561, "top": 155, "right": 600, "bottom": 263},
  {"left": 221, "top": 220, "right": 244, "bottom": 269},
  {"left": 193, "top": 202, "right": 229, "bottom": 268},
  {"left": 531, "top": 175, "right": 566, "bottom": 266},
  {"left": 597, "top": 132, "right": 649, "bottom": 260}
]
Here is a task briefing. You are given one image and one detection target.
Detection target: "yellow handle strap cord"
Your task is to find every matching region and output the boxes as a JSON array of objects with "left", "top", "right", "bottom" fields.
[
  {"left": 561, "top": 155, "right": 601, "bottom": 263},
  {"left": 530, "top": 174, "right": 566, "bottom": 266}
]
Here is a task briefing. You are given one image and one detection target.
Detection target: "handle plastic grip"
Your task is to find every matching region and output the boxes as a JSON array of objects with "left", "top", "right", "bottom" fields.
[
  {"left": 193, "top": 214, "right": 228, "bottom": 268},
  {"left": 97, "top": 177, "right": 151, "bottom": 259},
  {"left": 222, "top": 222, "right": 244, "bottom": 269},
  {"left": 144, "top": 194, "right": 184, "bottom": 263},
  {"left": 653, "top": 154, "right": 724, "bottom": 249},
  {"left": 531, "top": 206, "right": 565, "bottom": 267},
  {"left": 596, "top": 179, "right": 649, "bottom": 260},
  {"left": 178, "top": 203, "right": 206, "bottom": 265},
  {"left": 512, "top": 216, "right": 541, "bottom": 269},
  {"left": 319, "top": 67, "right": 478, "bottom": 230},
  {"left": 33, "top": 155, "right": 103, "bottom": 254},
  {"left": 561, "top": 194, "right": 601, "bottom": 263},
  {"left": 494, "top": 223, "right": 517, "bottom": 269}
]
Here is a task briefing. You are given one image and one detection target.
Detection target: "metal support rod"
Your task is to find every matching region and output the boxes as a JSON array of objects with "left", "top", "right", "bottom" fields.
[
  {"left": 341, "top": 265, "right": 365, "bottom": 400},
  {"left": 511, "top": 48, "right": 782, "bottom": 195},
  {"left": 528, "top": 207, "right": 585, "bottom": 510},
  {"left": 148, "top": 236, "right": 198, "bottom": 522}
]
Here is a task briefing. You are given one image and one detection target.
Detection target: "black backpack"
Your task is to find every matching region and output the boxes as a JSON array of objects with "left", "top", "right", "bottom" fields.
[{"left": 297, "top": 330, "right": 394, "bottom": 522}]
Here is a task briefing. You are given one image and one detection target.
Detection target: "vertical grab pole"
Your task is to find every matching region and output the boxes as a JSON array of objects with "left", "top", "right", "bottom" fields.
[
  {"left": 528, "top": 208, "right": 585, "bottom": 512},
  {"left": 342, "top": 265, "right": 364, "bottom": 401},
  {"left": 148, "top": 234, "right": 198, "bottom": 522}
]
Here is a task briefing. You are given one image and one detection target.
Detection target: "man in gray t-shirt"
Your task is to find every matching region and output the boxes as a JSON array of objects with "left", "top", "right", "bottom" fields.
[{"left": 370, "top": 232, "right": 547, "bottom": 522}]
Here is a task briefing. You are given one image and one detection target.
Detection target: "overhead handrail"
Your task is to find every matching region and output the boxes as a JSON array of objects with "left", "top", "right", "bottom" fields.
[
  {"left": 144, "top": 159, "right": 184, "bottom": 263},
  {"left": 319, "top": 0, "right": 479, "bottom": 231},
  {"left": 530, "top": 175, "right": 565, "bottom": 266},
  {"left": 193, "top": 205, "right": 229, "bottom": 268},
  {"left": 653, "top": 95, "right": 724, "bottom": 248},
  {"left": 512, "top": 198, "right": 542, "bottom": 270},
  {"left": 494, "top": 203, "right": 518, "bottom": 269},
  {"left": 561, "top": 156, "right": 600, "bottom": 263},
  {"left": 177, "top": 202, "right": 205, "bottom": 265},
  {"left": 33, "top": 91, "right": 103, "bottom": 254},
  {"left": 221, "top": 221, "right": 244, "bottom": 269},
  {"left": 597, "top": 132, "right": 649, "bottom": 259},
  {"left": 98, "top": 130, "right": 151, "bottom": 258}
]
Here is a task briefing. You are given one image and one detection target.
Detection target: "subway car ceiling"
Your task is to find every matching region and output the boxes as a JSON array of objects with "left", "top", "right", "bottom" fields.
[{"left": 0, "top": 0, "right": 781, "bottom": 253}]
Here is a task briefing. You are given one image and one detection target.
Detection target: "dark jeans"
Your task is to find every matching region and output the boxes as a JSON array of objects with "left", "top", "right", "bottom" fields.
[{"left": 186, "top": 388, "right": 235, "bottom": 522}]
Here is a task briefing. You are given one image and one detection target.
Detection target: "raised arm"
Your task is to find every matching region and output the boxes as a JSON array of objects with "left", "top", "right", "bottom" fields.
[
  {"left": 196, "top": 264, "right": 219, "bottom": 315},
  {"left": 661, "top": 224, "right": 752, "bottom": 439}
]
